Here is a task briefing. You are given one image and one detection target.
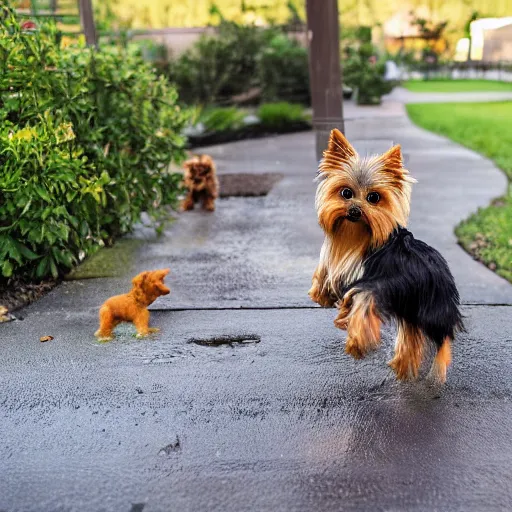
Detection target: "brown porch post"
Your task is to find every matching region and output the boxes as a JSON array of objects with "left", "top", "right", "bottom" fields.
[
  {"left": 78, "top": 0, "right": 97, "bottom": 47},
  {"left": 306, "top": 0, "right": 344, "bottom": 161}
]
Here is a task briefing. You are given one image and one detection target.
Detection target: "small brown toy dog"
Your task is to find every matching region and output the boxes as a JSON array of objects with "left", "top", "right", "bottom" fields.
[
  {"left": 94, "top": 269, "right": 170, "bottom": 341},
  {"left": 181, "top": 154, "right": 219, "bottom": 212}
]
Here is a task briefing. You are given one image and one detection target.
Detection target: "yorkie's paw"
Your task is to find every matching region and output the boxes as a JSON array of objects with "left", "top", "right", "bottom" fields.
[
  {"left": 148, "top": 327, "right": 160, "bottom": 334},
  {"left": 388, "top": 356, "right": 416, "bottom": 381},
  {"left": 181, "top": 199, "right": 194, "bottom": 211},
  {"left": 309, "top": 285, "right": 335, "bottom": 307},
  {"left": 203, "top": 199, "right": 216, "bottom": 212},
  {"left": 345, "top": 337, "right": 366, "bottom": 360},
  {"left": 334, "top": 317, "right": 349, "bottom": 330}
]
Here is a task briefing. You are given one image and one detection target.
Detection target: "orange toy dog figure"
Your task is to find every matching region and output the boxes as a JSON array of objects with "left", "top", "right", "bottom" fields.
[
  {"left": 94, "top": 269, "right": 170, "bottom": 341},
  {"left": 181, "top": 154, "right": 219, "bottom": 212}
]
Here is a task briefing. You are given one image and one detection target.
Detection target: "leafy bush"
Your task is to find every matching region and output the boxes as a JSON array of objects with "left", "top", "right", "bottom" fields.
[
  {"left": 169, "top": 21, "right": 275, "bottom": 105},
  {"left": 257, "top": 102, "right": 307, "bottom": 130},
  {"left": 343, "top": 40, "right": 393, "bottom": 105},
  {"left": 0, "top": 3, "right": 188, "bottom": 281},
  {"left": 257, "top": 33, "right": 310, "bottom": 104},
  {"left": 168, "top": 21, "right": 310, "bottom": 106},
  {"left": 198, "top": 107, "right": 246, "bottom": 133}
]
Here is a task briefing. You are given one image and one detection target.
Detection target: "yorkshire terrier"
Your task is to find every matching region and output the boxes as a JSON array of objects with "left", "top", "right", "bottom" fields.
[
  {"left": 95, "top": 269, "right": 170, "bottom": 341},
  {"left": 310, "top": 129, "right": 462, "bottom": 383},
  {"left": 181, "top": 154, "right": 219, "bottom": 212}
]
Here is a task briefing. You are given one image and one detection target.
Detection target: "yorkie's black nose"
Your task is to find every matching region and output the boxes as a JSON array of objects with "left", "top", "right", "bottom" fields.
[{"left": 347, "top": 206, "right": 362, "bottom": 221}]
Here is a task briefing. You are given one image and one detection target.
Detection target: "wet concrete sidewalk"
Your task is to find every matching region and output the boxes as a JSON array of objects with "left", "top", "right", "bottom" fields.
[{"left": 1, "top": 105, "right": 512, "bottom": 511}]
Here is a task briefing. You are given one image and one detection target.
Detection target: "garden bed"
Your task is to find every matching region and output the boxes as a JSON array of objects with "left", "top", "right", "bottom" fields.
[
  {"left": 187, "top": 120, "right": 311, "bottom": 148},
  {"left": 0, "top": 278, "right": 57, "bottom": 316}
]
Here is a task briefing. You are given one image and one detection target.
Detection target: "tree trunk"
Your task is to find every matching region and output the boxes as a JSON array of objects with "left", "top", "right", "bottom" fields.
[{"left": 306, "top": 0, "right": 344, "bottom": 161}]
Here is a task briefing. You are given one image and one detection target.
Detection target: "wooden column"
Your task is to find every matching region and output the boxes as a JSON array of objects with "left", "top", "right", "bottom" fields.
[
  {"left": 78, "top": 0, "right": 97, "bottom": 47},
  {"left": 306, "top": 0, "right": 344, "bottom": 161}
]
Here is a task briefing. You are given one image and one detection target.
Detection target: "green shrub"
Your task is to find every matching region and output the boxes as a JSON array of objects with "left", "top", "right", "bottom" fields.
[
  {"left": 0, "top": 3, "right": 189, "bottom": 281},
  {"left": 169, "top": 23, "right": 310, "bottom": 106},
  {"left": 343, "top": 41, "right": 392, "bottom": 105},
  {"left": 257, "top": 102, "right": 307, "bottom": 130},
  {"left": 257, "top": 33, "right": 310, "bottom": 104},
  {"left": 198, "top": 106, "right": 246, "bottom": 133},
  {"left": 169, "top": 21, "right": 275, "bottom": 105}
]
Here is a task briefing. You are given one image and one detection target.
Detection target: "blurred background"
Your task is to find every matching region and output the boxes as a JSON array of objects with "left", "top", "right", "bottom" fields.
[{"left": 12, "top": 0, "right": 512, "bottom": 108}]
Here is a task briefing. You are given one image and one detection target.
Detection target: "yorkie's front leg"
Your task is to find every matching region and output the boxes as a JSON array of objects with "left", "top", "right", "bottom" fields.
[
  {"left": 309, "top": 266, "right": 336, "bottom": 307},
  {"left": 333, "top": 289, "right": 357, "bottom": 330},
  {"left": 181, "top": 191, "right": 195, "bottom": 211},
  {"left": 202, "top": 194, "right": 216, "bottom": 212},
  {"left": 341, "top": 290, "right": 381, "bottom": 360}
]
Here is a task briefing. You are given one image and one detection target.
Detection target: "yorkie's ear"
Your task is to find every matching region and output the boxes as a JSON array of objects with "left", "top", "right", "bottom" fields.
[
  {"left": 379, "top": 144, "right": 417, "bottom": 183},
  {"left": 319, "top": 129, "right": 357, "bottom": 176},
  {"left": 382, "top": 144, "right": 403, "bottom": 172},
  {"left": 325, "top": 129, "right": 357, "bottom": 162},
  {"left": 184, "top": 156, "right": 199, "bottom": 169}
]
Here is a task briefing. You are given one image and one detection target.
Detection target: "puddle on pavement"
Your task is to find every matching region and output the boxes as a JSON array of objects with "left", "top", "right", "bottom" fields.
[{"left": 188, "top": 334, "right": 261, "bottom": 347}]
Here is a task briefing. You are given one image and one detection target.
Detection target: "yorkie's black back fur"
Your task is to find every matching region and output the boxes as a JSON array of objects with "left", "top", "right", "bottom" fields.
[{"left": 346, "top": 227, "right": 464, "bottom": 347}]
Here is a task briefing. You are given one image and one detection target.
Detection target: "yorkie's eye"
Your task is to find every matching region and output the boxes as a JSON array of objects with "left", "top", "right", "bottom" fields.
[
  {"left": 367, "top": 192, "right": 380, "bottom": 204},
  {"left": 341, "top": 188, "right": 353, "bottom": 200}
]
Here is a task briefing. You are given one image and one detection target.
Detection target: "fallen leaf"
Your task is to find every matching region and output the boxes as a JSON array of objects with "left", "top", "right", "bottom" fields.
[
  {"left": 40, "top": 335, "right": 54, "bottom": 342},
  {"left": 0, "top": 305, "right": 14, "bottom": 323}
]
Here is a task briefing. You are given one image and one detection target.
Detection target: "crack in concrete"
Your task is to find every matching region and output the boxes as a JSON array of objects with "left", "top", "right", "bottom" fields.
[{"left": 150, "top": 303, "right": 512, "bottom": 312}]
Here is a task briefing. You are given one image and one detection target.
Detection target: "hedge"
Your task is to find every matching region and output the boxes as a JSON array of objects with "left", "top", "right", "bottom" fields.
[{"left": 0, "top": 2, "right": 189, "bottom": 281}]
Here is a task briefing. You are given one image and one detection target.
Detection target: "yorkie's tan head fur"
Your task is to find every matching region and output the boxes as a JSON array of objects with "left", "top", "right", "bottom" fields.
[
  {"left": 316, "top": 129, "right": 416, "bottom": 248},
  {"left": 182, "top": 154, "right": 219, "bottom": 212}
]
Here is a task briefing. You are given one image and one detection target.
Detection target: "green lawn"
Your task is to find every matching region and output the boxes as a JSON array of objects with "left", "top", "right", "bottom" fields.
[
  {"left": 404, "top": 79, "right": 512, "bottom": 93},
  {"left": 407, "top": 102, "right": 512, "bottom": 282}
]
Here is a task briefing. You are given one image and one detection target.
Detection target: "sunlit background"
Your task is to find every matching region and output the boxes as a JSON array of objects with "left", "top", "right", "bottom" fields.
[{"left": 13, "top": 0, "right": 512, "bottom": 62}]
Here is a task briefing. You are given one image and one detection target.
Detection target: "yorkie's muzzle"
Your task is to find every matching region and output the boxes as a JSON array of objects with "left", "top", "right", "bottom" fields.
[{"left": 346, "top": 205, "right": 362, "bottom": 222}]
